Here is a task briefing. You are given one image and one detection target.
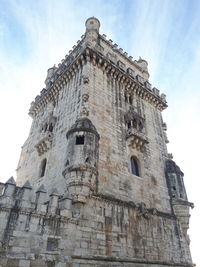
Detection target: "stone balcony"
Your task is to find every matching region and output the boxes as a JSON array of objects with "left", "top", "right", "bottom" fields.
[
  {"left": 126, "top": 128, "right": 148, "bottom": 151},
  {"left": 35, "top": 132, "right": 53, "bottom": 156}
]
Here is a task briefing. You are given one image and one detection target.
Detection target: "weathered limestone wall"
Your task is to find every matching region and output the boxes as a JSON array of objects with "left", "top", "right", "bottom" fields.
[
  {"left": 85, "top": 61, "right": 170, "bottom": 212},
  {"left": 98, "top": 34, "right": 150, "bottom": 81},
  {"left": 0, "top": 181, "right": 193, "bottom": 267},
  {"left": 16, "top": 67, "right": 84, "bottom": 193},
  {"left": 16, "top": 16, "right": 168, "bottom": 210}
]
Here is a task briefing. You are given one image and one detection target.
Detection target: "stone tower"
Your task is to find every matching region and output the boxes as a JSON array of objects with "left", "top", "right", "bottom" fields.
[{"left": 0, "top": 17, "right": 194, "bottom": 267}]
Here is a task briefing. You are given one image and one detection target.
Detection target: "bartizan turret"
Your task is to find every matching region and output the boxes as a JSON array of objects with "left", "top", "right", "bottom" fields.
[
  {"left": 62, "top": 117, "right": 100, "bottom": 204},
  {"left": 165, "top": 158, "right": 194, "bottom": 241},
  {"left": 84, "top": 17, "right": 100, "bottom": 48}
]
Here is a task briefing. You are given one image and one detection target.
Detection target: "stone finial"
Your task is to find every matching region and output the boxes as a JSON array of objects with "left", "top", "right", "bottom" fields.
[
  {"left": 45, "top": 65, "right": 57, "bottom": 86},
  {"left": 60, "top": 192, "right": 72, "bottom": 217},
  {"left": 36, "top": 184, "right": 46, "bottom": 193},
  {"left": 136, "top": 57, "right": 148, "bottom": 72},
  {"left": 152, "top": 87, "right": 160, "bottom": 96},
  {"left": 5, "top": 176, "right": 16, "bottom": 185},
  {"left": 3, "top": 177, "right": 16, "bottom": 197},
  {"left": 168, "top": 153, "right": 173, "bottom": 159},
  {"left": 50, "top": 188, "right": 59, "bottom": 196},
  {"left": 22, "top": 180, "right": 32, "bottom": 189},
  {"left": 161, "top": 93, "right": 167, "bottom": 103},
  {"left": 48, "top": 188, "right": 60, "bottom": 215},
  {"left": 85, "top": 17, "right": 100, "bottom": 33},
  {"left": 20, "top": 180, "right": 32, "bottom": 209},
  {"left": 35, "top": 185, "right": 47, "bottom": 213}
]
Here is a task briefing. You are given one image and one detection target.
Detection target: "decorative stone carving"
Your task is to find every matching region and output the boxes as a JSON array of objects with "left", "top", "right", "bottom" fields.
[
  {"left": 125, "top": 109, "right": 148, "bottom": 151},
  {"left": 82, "top": 93, "right": 89, "bottom": 102},
  {"left": 127, "top": 68, "right": 135, "bottom": 78},
  {"left": 136, "top": 202, "right": 149, "bottom": 219},
  {"left": 82, "top": 76, "right": 89, "bottom": 84},
  {"left": 117, "top": 60, "right": 125, "bottom": 70},
  {"left": 35, "top": 132, "right": 53, "bottom": 156}
]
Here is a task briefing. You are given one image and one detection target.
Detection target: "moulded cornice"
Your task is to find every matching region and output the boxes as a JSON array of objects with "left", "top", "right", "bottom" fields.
[{"left": 29, "top": 46, "right": 167, "bottom": 117}]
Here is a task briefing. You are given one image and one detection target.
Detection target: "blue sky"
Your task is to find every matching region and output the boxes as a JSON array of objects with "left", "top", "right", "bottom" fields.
[{"left": 0, "top": 0, "right": 199, "bottom": 265}]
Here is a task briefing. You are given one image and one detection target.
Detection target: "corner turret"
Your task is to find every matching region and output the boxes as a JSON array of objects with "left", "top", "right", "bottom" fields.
[
  {"left": 63, "top": 117, "right": 100, "bottom": 203},
  {"left": 84, "top": 17, "right": 100, "bottom": 48},
  {"left": 165, "top": 159, "right": 193, "bottom": 240},
  {"left": 45, "top": 65, "right": 57, "bottom": 87},
  {"left": 85, "top": 17, "right": 100, "bottom": 33}
]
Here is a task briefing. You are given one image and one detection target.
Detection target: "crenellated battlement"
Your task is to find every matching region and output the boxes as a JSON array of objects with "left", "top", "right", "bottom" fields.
[
  {"left": 0, "top": 178, "right": 70, "bottom": 217},
  {"left": 28, "top": 18, "right": 167, "bottom": 118},
  {"left": 0, "top": 175, "right": 194, "bottom": 266}
]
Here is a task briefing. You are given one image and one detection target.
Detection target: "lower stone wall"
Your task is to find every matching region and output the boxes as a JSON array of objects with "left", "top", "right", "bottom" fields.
[
  {"left": 0, "top": 257, "right": 194, "bottom": 267},
  {"left": 0, "top": 193, "right": 193, "bottom": 267}
]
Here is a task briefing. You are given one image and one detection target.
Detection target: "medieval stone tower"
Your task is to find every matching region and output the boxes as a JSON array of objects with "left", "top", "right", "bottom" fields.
[{"left": 0, "top": 18, "right": 194, "bottom": 267}]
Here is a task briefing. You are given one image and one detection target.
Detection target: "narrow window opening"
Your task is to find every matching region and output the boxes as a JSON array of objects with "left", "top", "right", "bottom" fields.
[
  {"left": 132, "top": 119, "right": 137, "bottom": 129},
  {"left": 125, "top": 94, "right": 128, "bottom": 103},
  {"left": 76, "top": 135, "right": 84, "bottom": 145},
  {"left": 49, "top": 123, "right": 53, "bottom": 132},
  {"left": 44, "top": 123, "right": 48, "bottom": 132},
  {"left": 130, "top": 157, "right": 139, "bottom": 176},
  {"left": 85, "top": 157, "right": 90, "bottom": 163},
  {"left": 127, "top": 121, "right": 131, "bottom": 129},
  {"left": 40, "top": 158, "right": 47, "bottom": 177},
  {"left": 129, "top": 96, "right": 133, "bottom": 105},
  {"left": 138, "top": 121, "right": 143, "bottom": 131}
]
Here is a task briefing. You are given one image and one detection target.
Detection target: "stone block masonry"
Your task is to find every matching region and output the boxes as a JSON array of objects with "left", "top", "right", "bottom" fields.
[{"left": 0, "top": 17, "right": 194, "bottom": 266}]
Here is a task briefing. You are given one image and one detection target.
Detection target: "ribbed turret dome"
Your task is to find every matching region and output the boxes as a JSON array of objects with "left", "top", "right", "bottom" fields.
[{"left": 66, "top": 118, "right": 100, "bottom": 139}]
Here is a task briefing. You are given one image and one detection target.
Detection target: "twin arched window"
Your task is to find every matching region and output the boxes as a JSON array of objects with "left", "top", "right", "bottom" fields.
[{"left": 130, "top": 156, "right": 139, "bottom": 176}]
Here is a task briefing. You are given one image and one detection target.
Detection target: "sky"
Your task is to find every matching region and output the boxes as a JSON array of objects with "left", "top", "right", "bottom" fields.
[{"left": 0, "top": 0, "right": 199, "bottom": 265}]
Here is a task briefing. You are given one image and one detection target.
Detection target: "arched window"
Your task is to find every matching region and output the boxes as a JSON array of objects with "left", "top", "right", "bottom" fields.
[
  {"left": 130, "top": 156, "right": 139, "bottom": 176},
  {"left": 39, "top": 158, "right": 47, "bottom": 177},
  {"left": 125, "top": 94, "right": 128, "bottom": 103}
]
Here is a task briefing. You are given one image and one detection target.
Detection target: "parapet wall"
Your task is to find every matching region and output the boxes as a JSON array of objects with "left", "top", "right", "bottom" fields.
[{"left": 0, "top": 178, "right": 193, "bottom": 267}]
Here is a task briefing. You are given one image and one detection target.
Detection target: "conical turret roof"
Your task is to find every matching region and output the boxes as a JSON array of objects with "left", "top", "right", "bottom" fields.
[
  {"left": 22, "top": 180, "right": 32, "bottom": 189},
  {"left": 5, "top": 176, "right": 16, "bottom": 185},
  {"left": 36, "top": 184, "right": 46, "bottom": 193}
]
